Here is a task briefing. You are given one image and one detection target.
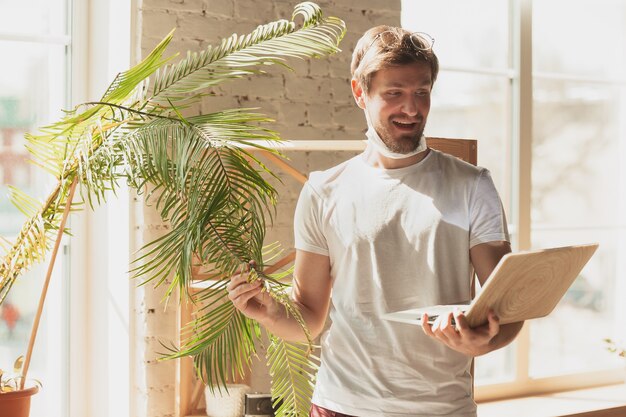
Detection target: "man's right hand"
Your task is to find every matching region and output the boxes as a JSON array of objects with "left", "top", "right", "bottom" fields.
[
  {"left": 226, "top": 251, "right": 331, "bottom": 342},
  {"left": 226, "top": 263, "right": 280, "bottom": 325}
]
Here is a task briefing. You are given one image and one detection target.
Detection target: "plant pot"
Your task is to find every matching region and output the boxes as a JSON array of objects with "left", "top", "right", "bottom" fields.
[
  {"left": 205, "top": 384, "right": 250, "bottom": 417},
  {"left": 0, "top": 385, "right": 39, "bottom": 417}
]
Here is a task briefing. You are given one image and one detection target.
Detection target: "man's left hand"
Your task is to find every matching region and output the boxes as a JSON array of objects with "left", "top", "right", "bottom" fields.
[{"left": 421, "top": 309, "right": 500, "bottom": 357}]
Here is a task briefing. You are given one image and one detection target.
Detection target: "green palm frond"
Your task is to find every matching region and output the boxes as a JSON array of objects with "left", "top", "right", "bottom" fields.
[
  {"left": 22, "top": 30, "right": 176, "bottom": 181},
  {"left": 267, "top": 335, "right": 319, "bottom": 417},
  {"left": 117, "top": 112, "right": 282, "bottom": 297},
  {"left": 172, "top": 285, "right": 261, "bottom": 389},
  {"left": 0, "top": 215, "right": 47, "bottom": 303},
  {"left": 7, "top": 187, "right": 41, "bottom": 218},
  {"left": 100, "top": 29, "right": 176, "bottom": 104},
  {"left": 148, "top": 2, "right": 344, "bottom": 106},
  {"left": 170, "top": 267, "right": 316, "bottom": 409},
  {"left": 1, "top": 3, "right": 345, "bottom": 416},
  {"left": 0, "top": 178, "right": 77, "bottom": 303}
]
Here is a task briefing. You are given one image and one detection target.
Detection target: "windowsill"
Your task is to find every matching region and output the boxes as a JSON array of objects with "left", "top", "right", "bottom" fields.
[{"left": 477, "top": 383, "right": 626, "bottom": 417}]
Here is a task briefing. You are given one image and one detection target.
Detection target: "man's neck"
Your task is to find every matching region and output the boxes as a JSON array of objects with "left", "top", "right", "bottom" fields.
[{"left": 362, "top": 144, "right": 430, "bottom": 169}]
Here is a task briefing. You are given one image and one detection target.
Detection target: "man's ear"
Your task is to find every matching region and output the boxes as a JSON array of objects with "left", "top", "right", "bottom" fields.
[{"left": 351, "top": 78, "right": 366, "bottom": 110}]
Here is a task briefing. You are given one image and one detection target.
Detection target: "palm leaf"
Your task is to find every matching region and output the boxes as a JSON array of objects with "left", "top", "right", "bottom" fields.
[
  {"left": 118, "top": 113, "right": 281, "bottom": 297},
  {"left": 0, "top": 179, "right": 77, "bottom": 303},
  {"left": 267, "top": 335, "right": 319, "bottom": 417},
  {"left": 100, "top": 29, "right": 176, "bottom": 104},
  {"left": 7, "top": 187, "right": 41, "bottom": 218},
  {"left": 0, "top": 215, "right": 48, "bottom": 303},
  {"left": 22, "top": 29, "right": 176, "bottom": 183},
  {"left": 171, "top": 287, "right": 261, "bottom": 388},
  {"left": 148, "top": 2, "right": 344, "bottom": 106}
]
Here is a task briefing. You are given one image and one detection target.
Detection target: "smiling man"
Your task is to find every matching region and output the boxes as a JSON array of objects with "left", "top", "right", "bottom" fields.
[{"left": 227, "top": 25, "right": 523, "bottom": 417}]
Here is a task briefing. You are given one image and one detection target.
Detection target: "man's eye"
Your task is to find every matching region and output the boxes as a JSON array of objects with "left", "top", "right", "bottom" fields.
[{"left": 387, "top": 91, "right": 401, "bottom": 96}]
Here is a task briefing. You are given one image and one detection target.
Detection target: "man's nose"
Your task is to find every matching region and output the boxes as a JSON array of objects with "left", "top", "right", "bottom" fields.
[{"left": 401, "top": 96, "right": 418, "bottom": 116}]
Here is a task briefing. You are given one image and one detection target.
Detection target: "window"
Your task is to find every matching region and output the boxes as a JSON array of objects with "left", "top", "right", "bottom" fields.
[
  {"left": 530, "top": 0, "right": 625, "bottom": 381},
  {"left": 0, "top": 1, "right": 71, "bottom": 416},
  {"left": 402, "top": 0, "right": 626, "bottom": 398},
  {"left": 1, "top": 1, "right": 132, "bottom": 415}
]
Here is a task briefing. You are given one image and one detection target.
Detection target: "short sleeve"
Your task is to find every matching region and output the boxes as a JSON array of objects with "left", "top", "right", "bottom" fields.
[
  {"left": 469, "top": 169, "right": 510, "bottom": 248},
  {"left": 293, "top": 182, "right": 329, "bottom": 256}
]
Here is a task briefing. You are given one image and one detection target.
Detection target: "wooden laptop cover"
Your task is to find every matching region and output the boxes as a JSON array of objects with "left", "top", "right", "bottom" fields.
[{"left": 465, "top": 243, "right": 599, "bottom": 327}]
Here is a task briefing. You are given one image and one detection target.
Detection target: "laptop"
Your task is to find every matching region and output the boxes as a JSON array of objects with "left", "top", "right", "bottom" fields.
[{"left": 382, "top": 243, "right": 599, "bottom": 328}]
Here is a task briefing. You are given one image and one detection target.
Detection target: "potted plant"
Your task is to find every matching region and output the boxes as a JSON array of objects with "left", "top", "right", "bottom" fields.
[
  {"left": 0, "top": 3, "right": 345, "bottom": 416},
  {"left": 0, "top": 356, "right": 41, "bottom": 417}
]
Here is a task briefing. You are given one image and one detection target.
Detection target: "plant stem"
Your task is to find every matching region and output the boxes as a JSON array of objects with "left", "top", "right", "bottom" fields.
[
  {"left": 83, "top": 101, "right": 182, "bottom": 122},
  {"left": 20, "top": 179, "right": 78, "bottom": 389}
]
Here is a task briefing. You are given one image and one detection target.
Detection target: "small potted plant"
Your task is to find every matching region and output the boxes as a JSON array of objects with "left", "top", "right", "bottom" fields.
[
  {"left": 0, "top": 356, "right": 41, "bottom": 417},
  {"left": 0, "top": 3, "right": 345, "bottom": 416}
]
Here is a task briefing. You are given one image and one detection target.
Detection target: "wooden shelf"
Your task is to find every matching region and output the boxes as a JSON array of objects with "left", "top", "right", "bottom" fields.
[
  {"left": 235, "top": 138, "right": 477, "bottom": 166},
  {"left": 240, "top": 139, "right": 368, "bottom": 151}
]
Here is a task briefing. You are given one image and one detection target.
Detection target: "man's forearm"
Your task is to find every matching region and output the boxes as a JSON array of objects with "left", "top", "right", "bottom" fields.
[
  {"left": 258, "top": 300, "right": 324, "bottom": 343},
  {"left": 486, "top": 321, "right": 524, "bottom": 354}
]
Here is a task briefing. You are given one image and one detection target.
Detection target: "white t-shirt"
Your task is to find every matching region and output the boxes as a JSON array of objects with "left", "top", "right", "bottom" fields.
[{"left": 293, "top": 149, "right": 509, "bottom": 417}]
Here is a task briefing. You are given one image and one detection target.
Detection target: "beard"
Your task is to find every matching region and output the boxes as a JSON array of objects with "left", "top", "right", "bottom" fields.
[{"left": 377, "top": 120, "right": 425, "bottom": 154}]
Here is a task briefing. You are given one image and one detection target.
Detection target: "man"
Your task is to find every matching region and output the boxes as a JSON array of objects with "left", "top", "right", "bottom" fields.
[{"left": 227, "top": 25, "right": 523, "bottom": 417}]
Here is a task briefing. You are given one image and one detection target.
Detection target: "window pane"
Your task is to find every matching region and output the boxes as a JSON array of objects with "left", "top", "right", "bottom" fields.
[
  {"left": 475, "top": 340, "right": 516, "bottom": 385},
  {"left": 0, "top": 40, "right": 68, "bottom": 417},
  {"left": 530, "top": 229, "right": 623, "bottom": 377},
  {"left": 402, "top": 0, "right": 510, "bottom": 70},
  {"left": 530, "top": 79, "right": 626, "bottom": 376},
  {"left": 0, "top": 0, "right": 67, "bottom": 37},
  {"left": 0, "top": 40, "right": 67, "bottom": 234},
  {"left": 532, "top": 81, "right": 620, "bottom": 226},
  {"left": 428, "top": 72, "right": 512, "bottom": 214},
  {"left": 534, "top": 0, "right": 626, "bottom": 79}
]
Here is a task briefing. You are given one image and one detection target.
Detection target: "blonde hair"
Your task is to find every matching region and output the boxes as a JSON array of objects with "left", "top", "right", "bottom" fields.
[{"left": 351, "top": 25, "right": 439, "bottom": 94}]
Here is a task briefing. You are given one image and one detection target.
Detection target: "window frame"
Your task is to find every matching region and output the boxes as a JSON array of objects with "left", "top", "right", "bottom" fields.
[
  {"left": 471, "top": 0, "right": 625, "bottom": 401},
  {"left": 402, "top": 0, "right": 626, "bottom": 401},
  {"left": 0, "top": 2, "right": 73, "bottom": 416},
  {"left": 67, "top": 1, "right": 133, "bottom": 417}
]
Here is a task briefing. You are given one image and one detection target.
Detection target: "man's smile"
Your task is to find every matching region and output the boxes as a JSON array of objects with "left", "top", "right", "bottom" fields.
[{"left": 392, "top": 120, "right": 420, "bottom": 131}]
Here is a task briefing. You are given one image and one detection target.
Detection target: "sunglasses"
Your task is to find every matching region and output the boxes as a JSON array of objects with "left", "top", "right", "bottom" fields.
[{"left": 362, "top": 30, "right": 435, "bottom": 58}]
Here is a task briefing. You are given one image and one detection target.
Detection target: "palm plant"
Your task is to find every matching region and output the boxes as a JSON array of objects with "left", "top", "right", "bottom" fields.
[{"left": 0, "top": 2, "right": 345, "bottom": 416}]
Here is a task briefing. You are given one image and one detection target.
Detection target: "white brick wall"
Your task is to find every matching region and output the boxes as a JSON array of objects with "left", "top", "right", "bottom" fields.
[{"left": 134, "top": 1, "right": 400, "bottom": 415}]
